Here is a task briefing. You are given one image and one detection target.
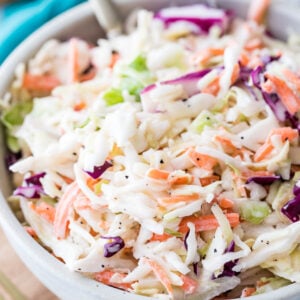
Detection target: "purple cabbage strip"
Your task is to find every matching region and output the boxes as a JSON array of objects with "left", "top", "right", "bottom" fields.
[
  {"left": 216, "top": 240, "right": 239, "bottom": 278},
  {"left": 250, "top": 65, "right": 297, "bottom": 125},
  {"left": 85, "top": 160, "right": 113, "bottom": 179},
  {"left": 101, "top": 236, "right": 125, "bottom": 258},
  {"left": 183, "top": 228, "right": 190, "bottom": 250},
  {"left": 142, "top": 69, "right": 211, "bottom": 97},
  {"left": 193, "top": 262, "right": 199, "bottom": 276},
  {"left": 25, "top": 172, "right": 46, "bottom": 186},
  {"left": 281, "top": 181, "right": 300, "bottom": 222},
  {"left": 293, "top": 184, "right": 300, "bottom": 196},
  {"left": 246, "top": 175, "right": 281, "bottom": 185},
  {"left": 13, "top": 185, "right": 43, "bottom": 199},
  {"left": 5, "top": 151, "right": 21, "bottom": 169},
  {"left": 13, "top": 172, "right": 46, "bottom": 199},
  {"left": 154, "top": 5, "right": 232, "bottom": 34},
  {"left": 281, "top": 194, "right": 300, "bottom": 222}
]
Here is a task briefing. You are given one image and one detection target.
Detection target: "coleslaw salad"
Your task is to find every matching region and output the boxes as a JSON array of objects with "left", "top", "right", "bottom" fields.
[{"left": 2, "top": 0, "right": 300, "bottom": 299}]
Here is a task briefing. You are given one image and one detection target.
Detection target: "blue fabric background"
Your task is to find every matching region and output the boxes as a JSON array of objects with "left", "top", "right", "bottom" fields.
[{"left": 0, "top": 0, "right": 86, "bottom": 64}]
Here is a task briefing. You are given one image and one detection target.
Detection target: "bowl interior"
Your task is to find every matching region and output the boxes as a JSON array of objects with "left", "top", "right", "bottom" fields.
[{"left": 0, "top": 1, "right": 300, "bottom": 299}]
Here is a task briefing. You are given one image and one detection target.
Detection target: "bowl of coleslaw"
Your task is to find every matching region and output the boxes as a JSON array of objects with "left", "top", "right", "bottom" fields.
[{"left": 1, "top": 0, "right": 300, "bottom": 299}]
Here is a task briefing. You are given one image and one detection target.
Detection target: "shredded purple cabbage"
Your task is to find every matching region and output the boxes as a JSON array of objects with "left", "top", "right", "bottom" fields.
[
  {"left": 183, "top": 228, "right": 190, "bottom": 250},
  {"left": 293, "top": 184, "right": 300, "bottom": 196},
  {"left": 154, "top": 5, "right": 232, "bottom": 34},
  {"left": 193, "top": 262, "right": 199, "bottom": 276},
  {"left": 101, "top": 236, "right": 125, "bottom": 258},
  {"left": 250, "top": 65, "right": 299, "bottom": 127},
  {"left": 281, "top": 181, "right": 300, "bottom": 222},
  {"left": 25, "top": 172, "right": 45, "bottom": 186},
  {"left": 13, "top": 185, "right": 43, "bottom": 199},
  {"left": 216, "top": 240, "right": 239, "bottom": 278},
  {"left": 85, "top": 160, "right": 112, "bottom": 179},
  {"left": 142, "top": 69, "right": 211, "bottom": 97},
  {"left": 246, "top": 175, "right": 281, "bottom": 185},
  {"left": 13, "top": 172, "right": 46, "bottom": 199},
  {"left": 5, "top": 151, "right": 22, "bottom": 169}
]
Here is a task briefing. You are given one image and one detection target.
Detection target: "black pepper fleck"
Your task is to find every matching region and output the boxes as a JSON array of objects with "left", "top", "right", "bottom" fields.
[
  {"left": 125, "top": 175, "right": 129, "bottom": 179},
  {"left": 160, "top": 159, "right": 164, "bottom": 164}
]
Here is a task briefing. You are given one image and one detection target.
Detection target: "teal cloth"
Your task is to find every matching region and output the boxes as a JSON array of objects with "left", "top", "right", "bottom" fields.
[{"left": 0, "top": 0, "right": 86, "bottom": 64}]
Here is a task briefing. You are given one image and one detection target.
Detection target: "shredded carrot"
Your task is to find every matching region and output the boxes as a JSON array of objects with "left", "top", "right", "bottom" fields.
[
  {"left": 180, "top": 274, "right": 198, "bottom": 295},
  {"left": 179, "top": 212, "right": 240, "bottom": 234},
  {"left": 73, "top": 101, "right": 86, "bottom": 111},
  {"left": 86, "top": 177, "right": 100, "bottom": 191},
  {"left": 29, "top": 201, "right": 55, "bottom": 223},
  {"left": 60, "top": 175, "right": 74, "bottom": 184},
  {"left": 54, "top": 182, "right": 81, "bottom": 239},
  {"left": 109, "top": 52, "right": 120, "bottom": 68},
  {"left": 254, "top": 127, "right": 298, "bottom": 162},
  {"left": 73, "top": 193, "right": 91, "bottom": 210},
  {"left": 94, "top": 270, "right": 132, "bottom": 291},
  {"left": 144, "top": 258, "right": 173, "bottom": 296},
  {"left": 147, "top": 168, "right": 170, "bottom": 181},
  {"left": 150, "top": 232, "right": 172, "bottom": 242},
  {"left": 239, "top": 51, "right": 250, "bottom": 67},
  {"left": 230, "top": 63, "right": 241, "bottom": 85},
  {"left": 253, "top": 142, "right": 274, "bottom": 162},
  {"left": 215, "top": 135, "right": 241, "bottom": 157},
  {"left": 261, "top": 79, "right": 275, "bottom": 94},
  {"left": 194, "top": 47, "right": 225, "bottom": 66},
  {"left": 241, "top": 287, "right": 256, "bottom": 297},
  {"left": 245, "top": 38, "right": 263, "bottom": 51},
  {"left": 68, "top": 38, "right": 80, "bottom": 83},
  {"left": 202, "top": 76, "right": 220, "bottom": 96},
  {"left": 188, "top": 149, "right": 218, "bottom": 171},
  {"left": 241, "top": 170, "right": 274, "bottom": 180},
  {"left": 159, "top": 193, "right": 199, "bottom": 206},
  {"left": 282, "top": 69, "right": 300, "bottom": 92},
  {"left": 22, "top": 73, "right": 60, "bottom": 92},
  {"left": 218, "top": 198, "right": 234, "bottom": 209},
  {"left": 202, "top": 63, "right": 240, "bottom": 95},
  {"left": 168, "top": 173, "right": 193, "bottom": 185},
  {"left": 232, "top": 171, "right": 248, "bottom": 197},
  {"left": 248, "top": 0, "right": 271, "bottom": 24},
  {"left": 265, "top": 73, "right": 300, "bottom": 115},
  {"left": 199, "top": 175, "right": 220, "bottom": 187}
]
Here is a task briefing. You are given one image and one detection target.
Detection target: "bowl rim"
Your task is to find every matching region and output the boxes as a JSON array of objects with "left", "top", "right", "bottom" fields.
[{"left": 0, "top": 1, "right": 300, "bottom": 300}]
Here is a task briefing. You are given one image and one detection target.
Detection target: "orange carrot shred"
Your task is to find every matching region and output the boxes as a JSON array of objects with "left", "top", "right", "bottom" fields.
[
  {"left": 150, "top": 232, "right": 172, "bottom": 242},
  {"left": 179, "top": 213, "right": 240, "bottom": 234},
  {"left": 159, "top": 193, "right": 199, "bottom": 206},
  {"left": 144, "top": 258, "right": 173, "bottom": 296},
  {"left": 218, "top": 198, "right": 234, "bottom": 209},
  {"left": 54, "top": 182, "right": 82, "bottom": 239},
  {"left": 147, "top": 169, "right": 170, "bottom": 181},
  {"left": 248, "top": 0, "right": 271, "bottom": 24},
  {"left": 23, "top": 73, "right": 60, "bottom": 92},
  {"left": 199, "top": 175, "right": 220, "bottom": 187},
  {"left": 241, "top": 287, "right": 256, "bottom": 297},
  {"left": 180, "top": 274, "right": 198, "bottom": 295},
  {"left": 69, "top": 38, "right": 79, "bottom": 83},
  {"left": 188, "top": 150, "right": 218, "bottom": 170},
  {"left": 265, "top": 73, "right": 300, "bottom": 115},
  {"left": 29, "top": 201, "right": 56, "bottom": 224},
  {"left": 94, "top": 270, "right": 132, "bottom": 291}
]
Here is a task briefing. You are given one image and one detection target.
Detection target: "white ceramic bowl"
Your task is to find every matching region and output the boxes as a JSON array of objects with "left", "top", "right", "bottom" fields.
[{"left": 1, "top": 1, "right": 300, "bottom": 299}]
